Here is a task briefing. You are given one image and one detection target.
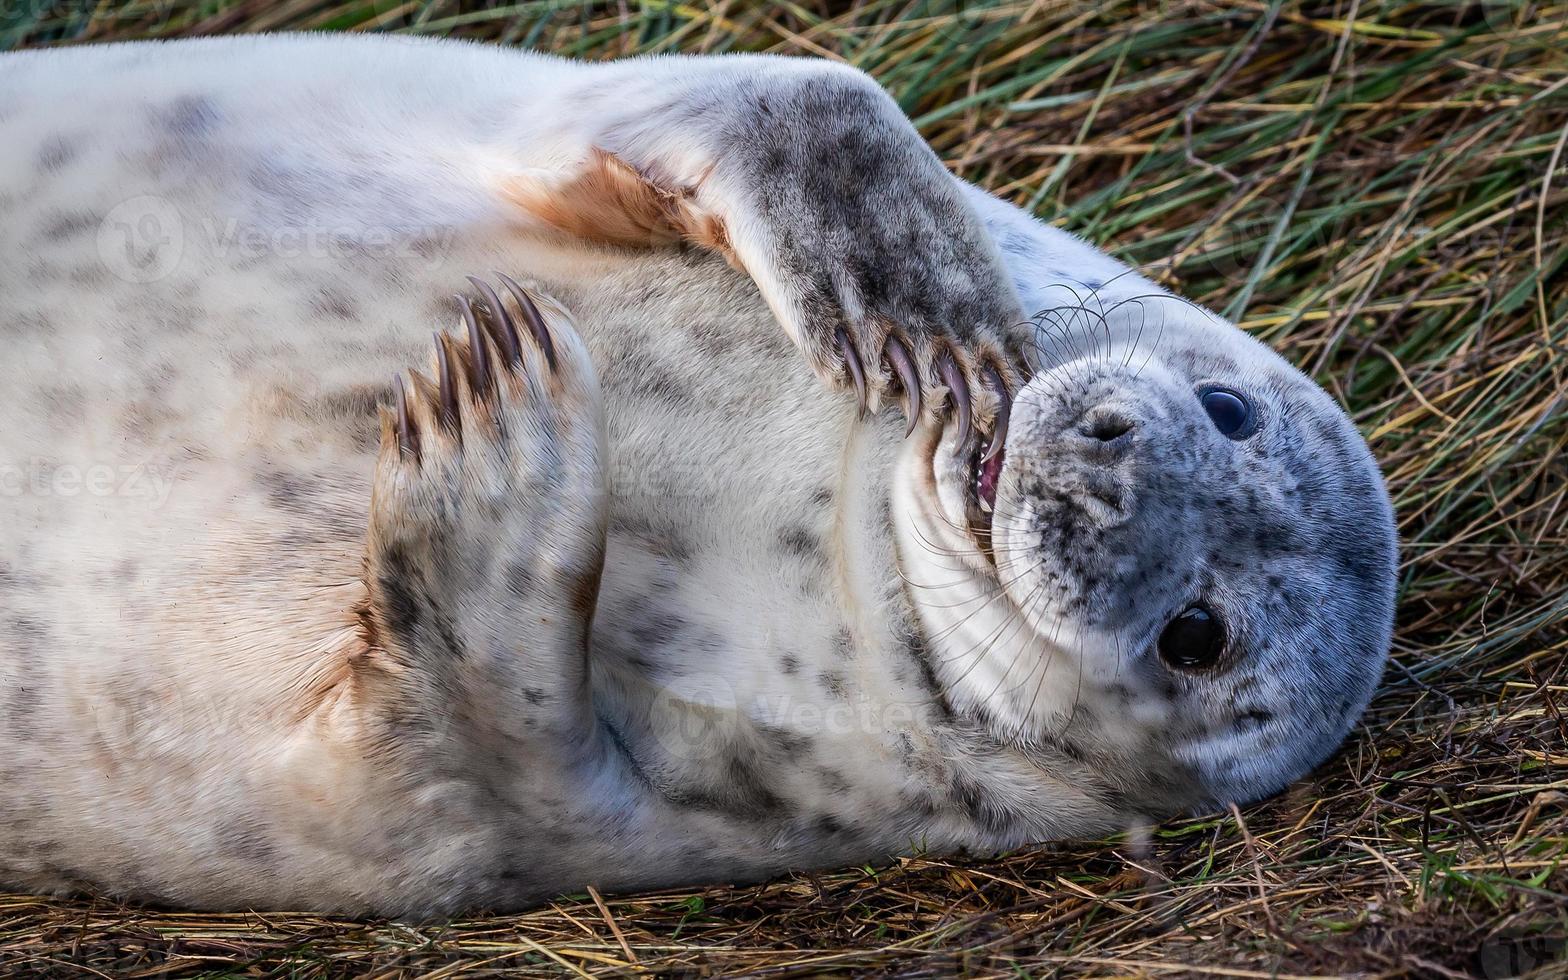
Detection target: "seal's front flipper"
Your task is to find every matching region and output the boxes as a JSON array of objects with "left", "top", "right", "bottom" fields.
[
  {"left": 361, "top": 275, "right": 607, "bottom": 748},
  {"left": 499, "top": 60, "right": 1022, "bottom": 456}
]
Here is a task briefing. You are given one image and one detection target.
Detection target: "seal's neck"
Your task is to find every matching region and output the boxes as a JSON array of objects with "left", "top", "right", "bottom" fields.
[
  {"left": 889, "top": 434, "right": 1045, "bottom": 741},
  {"left": 888, "top": 430, "right": 1149, "bottom": 754}
]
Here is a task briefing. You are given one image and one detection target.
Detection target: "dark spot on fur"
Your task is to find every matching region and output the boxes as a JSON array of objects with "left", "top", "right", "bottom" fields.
[
  {"left": 66, "top": 260, "right": 105, "bottom": 286},
  {"left": 758, "top": 724, "right": 810, "bottom": 759},
  {"left": 599, "top": 336, "right": 694, "bottom": 403},
  {"left": 817, "top": 766, "right": 852, "bottom": 795},
  {"left": 36, "top": 134, "right": 81, "bottom": 174},
  {"left": 505, "top": 560, "right": 536, "bottom": 597},
  {"left": 376, "top": 543, "right": 423, "bottom": 646},
  {"left": 429, "top": 608, "right": 467, "bottom": 662},
  {"left": 780, "top": 653, "right": 801, "bottom": 675},
  {"left": 3, "top": 310, "right": 53, "bottom": 336},
  {"left": 217, "top": 818, "right": 277, "bottom": 862},
  {"left": 833, "top": 626, "right": 855, "bottom": 660},
  {"left": 948, "top": 767, "right": 1012, "bottom": 837},
  {"left": 37, "top": 210, "right": 100, "bottom": 244},
  {"left": 818, "top": 670, "right": 848, "bottom": 700},
  {"left": 5, "top": 618, "right": 47, "bottom": 649},
  {"left": 667, "top": 744, "right": 790, "bottom": 819},
  {"left": 777, "top": 525, "right": 820, "bottom": 560},
  {"left": 320, "top": 385, "right": 392, "bottom": 420},
  {"left": 722, "top": 750, "right": 787, "bottom": 816},
  {"left": 158, "top": 95, "right": 220, "bottom": 140},
  {"left": 3, "top": 617, "right": 48, "bottom": 737},
  {"left": 409, "top": 235, "right": 447, "bottom": 260},
  {"left": 261, "top": 469, "right": 315, "bottom": 513},
  {"left": 568, "top": 564, "right": 603, "bottom": 622},
  {"left": 309, "top": 288, "right": 360, "bottom": 321},
  {"left": 611, "top": 513, "right": 693, "bottom": 564},
  {"left": 1043, "top": 732, "right": 1087, "bottom": 764},
  {"left": 1234, "top": 708, "right": 1275, "bottom": 730},
  {"left": 286, "top": 383, "right": 389, "bottom": 451},
  {"left": 811, "top": 813, "right": 858, "bottom": 839},
  {"left": 38, "top": 385, "right": 87, "bottom": 423},
  {"left": 627, "top": 603, "right": 688, "bottom": 650},
  {"left": 897, "top": 629, "right": 951, "bottom": 714}
]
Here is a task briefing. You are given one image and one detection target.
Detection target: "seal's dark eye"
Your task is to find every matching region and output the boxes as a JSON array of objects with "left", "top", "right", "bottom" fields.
[
  {"left": 1158, "top": 605, "right": 1226, "bottom": 670},
  {"left": 1199, "top": 387, "right": 1255, "bottom": 439}
]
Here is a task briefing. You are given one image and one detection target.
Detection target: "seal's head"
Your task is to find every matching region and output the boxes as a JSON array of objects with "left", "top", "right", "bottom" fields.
[{"left": 903, "top": 296, "right": 1397, "bottom": 814}]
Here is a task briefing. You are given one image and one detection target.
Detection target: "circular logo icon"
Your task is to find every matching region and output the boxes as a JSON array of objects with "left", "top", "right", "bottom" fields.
[
  {"left": 647, "top": 675, "right": 741, "bottom": 762},
  {"left": 97, "top": 195, "right": 184, "bottom": 283}
]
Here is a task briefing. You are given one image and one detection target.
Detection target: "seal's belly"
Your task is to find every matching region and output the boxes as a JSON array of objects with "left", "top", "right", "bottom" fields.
[
  {"left": 0, "top": 44, "right": 884, "bottom": 726},
  {"left": 0, "top": 161, "right": 904, "bottom": 752},
  {"left": 0, "top": 56, "right": 951, "bottom": 908}
]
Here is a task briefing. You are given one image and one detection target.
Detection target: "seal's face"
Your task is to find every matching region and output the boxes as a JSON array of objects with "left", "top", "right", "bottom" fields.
[{"left": 912, "top": 307, "right": 1397, "bottom": 813}]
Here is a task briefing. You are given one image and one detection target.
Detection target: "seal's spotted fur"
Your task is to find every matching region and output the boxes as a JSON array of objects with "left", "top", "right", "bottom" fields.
[{"left": 0, "top": 34, "right": 1396, "bottom": 915}]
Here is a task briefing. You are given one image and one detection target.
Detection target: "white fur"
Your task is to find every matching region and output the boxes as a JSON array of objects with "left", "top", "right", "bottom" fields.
[{"left": 0, "top": 34, "right": 1394, "bottom": 914}]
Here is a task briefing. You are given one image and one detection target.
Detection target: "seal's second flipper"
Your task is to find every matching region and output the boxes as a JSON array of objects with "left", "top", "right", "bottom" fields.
[
  {"left": 359, "top": 275, "right": 608, "bottom": 751},
  {"left": 494, "top": 59, "right": 1023, "bottom": 454}
]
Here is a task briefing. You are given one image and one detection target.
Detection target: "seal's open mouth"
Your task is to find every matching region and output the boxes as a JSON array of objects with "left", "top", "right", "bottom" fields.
[{"left": 966, "top": 440, "right": 1006, "bottom": 544}]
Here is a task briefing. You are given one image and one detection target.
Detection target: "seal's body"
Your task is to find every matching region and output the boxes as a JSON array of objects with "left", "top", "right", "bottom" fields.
[{"left": 0, "top": 35, "right": 1397, "bottom": 915}]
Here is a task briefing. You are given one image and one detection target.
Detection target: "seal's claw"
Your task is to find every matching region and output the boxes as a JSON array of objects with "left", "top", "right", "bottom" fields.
[
  {"left": 386, "top": 276, "right": 592, "bottom": 477},
  {"left": 496, "top": 272, "right": 558, "bottom": 373},
  {"left": 368, "top": 268, "right": 609, "bottom": 762},
  {"left": 884, "top": 336, "right": 922, "bottom": 438},
  {"left": 981, "top": 364, "right": 1010, "bottom": 463},
  {"left": 467, "top": 275, "right": 523, "bottom": 367},
  {"left": 394, "top": 374, "right": 418, "bottom": 462},
  {"left": 836, "top": 327, "right": 868, "bottom": 418},
  {"left": 938, "top": 352, "right": 971, "bottom": 455},
  {"left": 457, "top": 295, "right": 493, "bottom": 394},
  {"left": 435, "top": 332, "right": 460, "bottom": 435}
]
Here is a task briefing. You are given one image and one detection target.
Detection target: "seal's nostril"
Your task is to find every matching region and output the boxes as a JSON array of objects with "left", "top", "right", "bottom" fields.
[{"left": 1084, "top": 414, "right": 1135, "bottom": 442}]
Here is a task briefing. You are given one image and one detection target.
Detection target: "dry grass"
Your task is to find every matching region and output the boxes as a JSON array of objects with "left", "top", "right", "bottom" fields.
[{"left": 4, "top": 0, "right": 1567, "bottom": 975}]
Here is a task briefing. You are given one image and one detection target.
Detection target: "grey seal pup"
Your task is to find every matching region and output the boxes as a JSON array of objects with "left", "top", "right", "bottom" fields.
[{"left": 0, "top": 33, "right": 1397, "bottom": 915}]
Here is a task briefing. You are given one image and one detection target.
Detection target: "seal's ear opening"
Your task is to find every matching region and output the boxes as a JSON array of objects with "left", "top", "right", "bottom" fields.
[{"left": 501, "top": 148, "right": 737, "bottom": 266}]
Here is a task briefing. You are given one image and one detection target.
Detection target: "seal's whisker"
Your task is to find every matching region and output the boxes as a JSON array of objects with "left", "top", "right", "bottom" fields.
[
  {"left": 938, "top": 577, "right": 1048, "bottom": 688},
  {"left": 1003, "top": 555, "right": 1078, "bottom": 746},
  {"left": 978, "top": 582, "right": 1059, "bottom": 703},
  {"left": 1122, "top": 298, "right": 1149, "bottom": 371},
  {"left": 898, "top": 521, "right": 1037, "bottom": 586},
  {"left": 1067, "top": 616, "right": 1089, "bottom": 737},
  {"left": 1023, "top": 312, "right": 1093, "bottom": 364},
  {"left": 894, "top": 518, "right": 1040, "bottom": 608},
  {"left": 1004, "top": 583, "right": 1070, "bottom": 748},
  {"left": 1023, "top": 309, "right": 1091, "bottom": 383},
  {"left": 908, "top": 523, "right": 1048, "bottom": 656},
  {"left": 1134, "top": 306, "right": 1168, "bottom": 381},
  {"left": 922, "top": 505, "right": 1044, "bottom": 676},
  {"left": 1039, "top": 308, "right": 1101, "bottom": 384},
  {"left": 1022, "top": 290, "right": 1195, "bottom": 387},
  {"left": 917, "top": 557, "right": 1045, "bottom": 645},
  {"left": 941, "top": 575, "right": 1042, "bottom": 678}
]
